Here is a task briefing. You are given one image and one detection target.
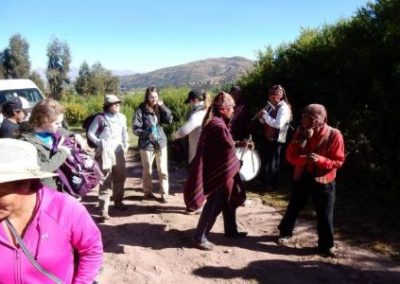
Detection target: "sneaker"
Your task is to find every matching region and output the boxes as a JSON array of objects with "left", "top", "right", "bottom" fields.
[
  {"left": 225, "top": 231, "right": 248, "bottom": 238},
  {"left": 114, "top": 201, "right": 128, "bottom": 211},
  {"left": 193, "top": 238, "right": 214, "bottom": 251},
  {"left": 144, "top": 192, "right": 157, "bottom": 200},
  {"left": 186, "top": 208, "right": 202, "bottom": 215}
]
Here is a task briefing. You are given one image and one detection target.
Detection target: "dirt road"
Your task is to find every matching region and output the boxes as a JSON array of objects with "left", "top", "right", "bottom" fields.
[{"left": 83, "top": 156, "right": 400, "bottom": 284}]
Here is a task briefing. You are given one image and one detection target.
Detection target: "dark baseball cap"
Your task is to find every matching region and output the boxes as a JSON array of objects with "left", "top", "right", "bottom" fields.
[
  {"left": 229, "top": 86, "right": 241, "bottom": 93},
  {"left": 184, "top": 89, "right": 205, "bottom": 104},
  {"left": 2, "top": 97, "right": 23, "bottom": 113}
]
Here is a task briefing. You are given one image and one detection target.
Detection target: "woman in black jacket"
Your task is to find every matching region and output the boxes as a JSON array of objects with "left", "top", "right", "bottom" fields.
[{"left": 132, "top": 86, "right": 173, "bottom": 203}]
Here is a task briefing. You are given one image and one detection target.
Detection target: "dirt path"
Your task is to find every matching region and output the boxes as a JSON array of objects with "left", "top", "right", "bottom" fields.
[{"left": 83, "top": 156, "right": 400, "bottom": 284}]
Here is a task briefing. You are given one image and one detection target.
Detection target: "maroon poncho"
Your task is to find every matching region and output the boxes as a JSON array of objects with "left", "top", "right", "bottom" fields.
[{"left": 184, "top": 116, "right": 245, "bottom": 210}]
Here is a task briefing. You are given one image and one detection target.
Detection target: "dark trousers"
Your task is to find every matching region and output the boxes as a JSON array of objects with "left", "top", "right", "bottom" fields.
[
  {"left": 278, "top": 172, "right": 336, "bottom": 250},
  {"left": 261, "top": 140, "right": 283, "bottom": 187},
  {"left": 193, "top": 188, "right": 238, "bottom": 243}
]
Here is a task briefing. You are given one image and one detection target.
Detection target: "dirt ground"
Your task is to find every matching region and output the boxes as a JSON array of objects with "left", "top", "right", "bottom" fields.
[{"left": 82, "top": 155, "right": 400, "bottom": 284}]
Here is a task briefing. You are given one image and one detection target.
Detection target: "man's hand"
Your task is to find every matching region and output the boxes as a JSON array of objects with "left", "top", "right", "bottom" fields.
[
  {"left": 235, "top": 140, "right": 254, "bottom": 149},
  {"left": 306, "top": 152, "right": 319, "bottom": 163}
]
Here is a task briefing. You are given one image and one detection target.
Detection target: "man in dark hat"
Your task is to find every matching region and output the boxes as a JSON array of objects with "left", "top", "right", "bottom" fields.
[
  {"left": 174, "top": 89, "right": 209, "bottom": 165},
  {"left": 277, "top": 104, "right": 345, "bottom": 257},
  {"left": 0, "top": 97, "right": 29, "bottom": 138}
]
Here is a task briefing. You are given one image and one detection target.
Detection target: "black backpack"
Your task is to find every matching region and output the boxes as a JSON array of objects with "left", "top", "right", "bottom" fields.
[{"left": 82, "top": 113, "right": 106, "bottom": 148}]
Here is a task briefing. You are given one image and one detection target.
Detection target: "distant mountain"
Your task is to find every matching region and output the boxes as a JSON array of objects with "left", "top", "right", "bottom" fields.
[
  {"left": 119, "top": 57, "right": 254, "bottom": 90},
  {"left": 33, "top": 68, "right": 136, "bottom": 82}
]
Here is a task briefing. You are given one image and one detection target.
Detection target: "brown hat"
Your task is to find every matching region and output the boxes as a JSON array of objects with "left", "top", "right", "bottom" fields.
[
  {"left": 303, "top": 104, "right": 327, "bottom": 124},
  {"left": 213, "top": 92, "right": 235, "bottom": 109}
]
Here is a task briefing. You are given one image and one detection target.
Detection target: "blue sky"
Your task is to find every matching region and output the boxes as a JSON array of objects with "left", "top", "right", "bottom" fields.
[{"left": 0, "top": 0, "right": 370, "bottom": 73}]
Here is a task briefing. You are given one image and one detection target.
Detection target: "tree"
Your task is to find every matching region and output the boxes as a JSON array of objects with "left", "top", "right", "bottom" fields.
[
  {"left": 29, "top": 71, "right": 46, "bottom": 94},
  {"left": 89, "top": 62, "right": 119, "bottom": 95},
  {"left": 75, "top": 61, "right": 91, "bottom": 96},
  {"left": 0, "top": 51, "right": 5, "bottom": 79},
  {"left": 1, "top": 34, "right": 31, "bottom": 79},
  {"left": 46, "top": 37, "right": 71, "bottom": 99}
]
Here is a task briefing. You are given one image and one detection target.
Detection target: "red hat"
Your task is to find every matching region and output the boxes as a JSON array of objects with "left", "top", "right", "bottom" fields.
[{"left": 213, "top": 92, "right": 235, "bottom": 109}]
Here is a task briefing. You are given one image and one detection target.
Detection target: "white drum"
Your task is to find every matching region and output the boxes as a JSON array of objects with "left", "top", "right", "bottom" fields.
[{"left": 235, "top": 147, "right": 261, "bottom": 182}]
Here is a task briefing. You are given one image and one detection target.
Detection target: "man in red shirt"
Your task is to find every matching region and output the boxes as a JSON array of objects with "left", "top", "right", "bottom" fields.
[{"left": 277, "top": 104, "right": 345, "bottom": 257}]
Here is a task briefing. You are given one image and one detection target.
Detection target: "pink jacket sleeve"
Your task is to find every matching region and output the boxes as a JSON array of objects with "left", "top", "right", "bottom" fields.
[{"left": 69, "top": 202, "right": 103, "bottom": 284}]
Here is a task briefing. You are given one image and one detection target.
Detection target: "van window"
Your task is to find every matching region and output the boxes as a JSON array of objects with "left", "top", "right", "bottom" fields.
[{"left": 0, "top": 88, "right": 43, "bottom": 107}]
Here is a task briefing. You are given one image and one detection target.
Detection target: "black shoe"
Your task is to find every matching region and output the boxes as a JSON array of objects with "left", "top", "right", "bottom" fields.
[
  {"left": 144, "top": 192, "right": 157, "bottom": 200},
  {"left": 318, "top": 247, "right": 336, "bottom": 258},
  {"left": 114, "top": 201, "right": 128, "bottom": 211},
  {"left": 264, "top": 185, "right": 278, "bottom": 192},
  {"left": 225, "top": 231, "right": 248, "bottom": 238}
]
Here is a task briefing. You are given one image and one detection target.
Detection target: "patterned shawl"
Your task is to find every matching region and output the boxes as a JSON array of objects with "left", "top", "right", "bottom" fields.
[{"left": 184, "top": 116, "right": 244, "bottom": 210}]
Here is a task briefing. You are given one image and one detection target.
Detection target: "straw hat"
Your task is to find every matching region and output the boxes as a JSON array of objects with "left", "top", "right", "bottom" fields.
[
  {"left": 0, "top": 139, "right": 58, "bottom": 183},
  {"left": 104, "top": 94, "right": 122, "bottom": 106}
]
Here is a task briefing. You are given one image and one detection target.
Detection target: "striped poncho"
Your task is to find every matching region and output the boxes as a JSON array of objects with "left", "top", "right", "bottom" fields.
[{"left": 184, "top": 115, "right": 245, "bottom": 211}]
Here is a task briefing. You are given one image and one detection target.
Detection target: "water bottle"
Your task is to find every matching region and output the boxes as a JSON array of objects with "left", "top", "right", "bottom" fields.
[{"left": 151, "top": 123, "right": 159, "bottom": 140}]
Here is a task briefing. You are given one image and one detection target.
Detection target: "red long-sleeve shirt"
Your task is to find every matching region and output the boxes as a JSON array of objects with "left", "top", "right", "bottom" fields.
[{"left": 286, "top": 124, "right": 345, "bottom": 183}]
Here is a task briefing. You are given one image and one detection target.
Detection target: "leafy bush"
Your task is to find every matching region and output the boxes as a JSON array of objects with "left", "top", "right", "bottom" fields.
[{"left": 64, "top": 102, "right": 88, "bottom": 125}]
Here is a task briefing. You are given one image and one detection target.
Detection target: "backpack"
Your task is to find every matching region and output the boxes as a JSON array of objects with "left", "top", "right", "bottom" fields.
[
  {"left": 56, "top": 135, "right": 103, "bottom": 197},
  {"left": 82, "top": 113, "right": 106, "bottom": 148}
]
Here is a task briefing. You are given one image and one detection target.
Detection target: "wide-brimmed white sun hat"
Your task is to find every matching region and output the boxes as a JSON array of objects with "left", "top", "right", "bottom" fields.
[{"left": 0, "top": 139, "right": 58, "bottom": 183}]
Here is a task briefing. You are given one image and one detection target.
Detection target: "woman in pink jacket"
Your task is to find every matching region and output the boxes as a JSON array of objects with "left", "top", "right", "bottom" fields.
[{"left": 0, "top": 138, "right": 103, "bottom": 284}]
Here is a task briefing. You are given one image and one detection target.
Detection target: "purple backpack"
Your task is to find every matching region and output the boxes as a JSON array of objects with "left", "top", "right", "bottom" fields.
[{"left": 56, "top": 135, "right": 103, "bottom": 197}]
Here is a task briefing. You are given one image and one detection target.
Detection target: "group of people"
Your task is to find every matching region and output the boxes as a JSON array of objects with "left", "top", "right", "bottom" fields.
[
  {"left": 0, "top": 83, "right": 345, "bottom": 282},
  {"left": 176, "top": 85, "right": 345, "bottom": 257},
  {"left": 0, "top": 97, "right": 104, "bottom": 283}
]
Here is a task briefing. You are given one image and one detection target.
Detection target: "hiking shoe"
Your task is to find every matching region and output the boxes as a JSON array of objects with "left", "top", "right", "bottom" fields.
[
  {"left": 277, "top": 235, "right": 292, "bottom": 245},
  {"left": 144, "top": 192, "right": 157, "bottom": 200},
  {"left": 114, "top": 201, "right": 128, "bottom": 211},
  {"left": 99, "top": 211, "right": 110, "bottom": 222},
  {"left": 193, "top": 239, "right": 214, "bottom": 251},
  {"left": 160, "top": 194, "right": 169, "bottom": 203}
]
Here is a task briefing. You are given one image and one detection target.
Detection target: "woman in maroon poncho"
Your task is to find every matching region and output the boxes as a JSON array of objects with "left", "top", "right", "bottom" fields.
[{"left": 189, "top": 92, "right": 247, "bottom": 251}]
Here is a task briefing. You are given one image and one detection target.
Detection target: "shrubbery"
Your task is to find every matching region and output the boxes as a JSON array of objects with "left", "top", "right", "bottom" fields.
[
  {"left": 61, "top": 86, "right": 195, "bottom": 132},
  {"left": 237, "top": 0, "right": 400, "bottom": 248}
]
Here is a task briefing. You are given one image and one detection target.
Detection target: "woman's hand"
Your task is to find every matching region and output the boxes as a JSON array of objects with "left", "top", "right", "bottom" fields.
[{"left": 74, "top": 134, "right": 90, "bottom": 151}]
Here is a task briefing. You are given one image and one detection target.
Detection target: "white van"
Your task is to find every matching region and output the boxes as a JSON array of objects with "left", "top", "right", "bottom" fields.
[{"left": 0, "top": 79, "right": 45, "bottom": 125}]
